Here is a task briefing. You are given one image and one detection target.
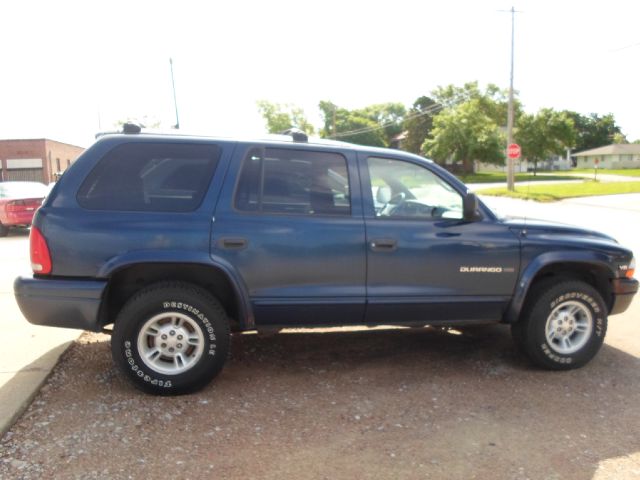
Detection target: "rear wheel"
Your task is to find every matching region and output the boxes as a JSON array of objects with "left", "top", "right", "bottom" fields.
[
  {"left": 0, "top": 223, "right": 8, "bottom": 237},
  {"left": 512, "top": 280, "right": 607, "bottom": 370},
  {"left": 112, "top": 282, "right": 230, "bottom": 395}
]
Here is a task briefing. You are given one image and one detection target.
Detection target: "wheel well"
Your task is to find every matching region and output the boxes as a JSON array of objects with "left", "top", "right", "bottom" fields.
[
  {"left": 525, "top": 262, "right": 613, "bottom": 312},
  {"left": 101, "top": 263, "right": 243, "bottom": 330}
]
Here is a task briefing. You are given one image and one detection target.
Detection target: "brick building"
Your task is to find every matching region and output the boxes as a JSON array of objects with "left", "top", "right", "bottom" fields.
[{"left": 0, "top": 139, "right": 85, "bottom": 183}]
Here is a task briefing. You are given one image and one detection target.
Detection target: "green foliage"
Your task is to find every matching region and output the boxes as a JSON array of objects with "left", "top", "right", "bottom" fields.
[
  {"left": 422, "top": 99, "right": 504, "bottom": 174},
  {"left": 256, "top": 101, "right": 315, "bottom": 135},
  {"left": 478, "top": 181, "right": 640, "bottom": 202},
  {"left": 515, "top": 109, "right": 575, "bottom": 173},
  {"left": 318, "top": 101, "right": 390, "bottom": 147},
  {"left": 457, "top": 172, "right": 576, "bottom": 184},
  {"left": 360, "top": 102, "right": 406, "bottom": 145},
  {"left": 612, "top": 132, "right": 628, "bottom": 144},
  {"left": 431, "top": 81, "right": 521, "bottom": 127},
  {"left": 402, "top": 96, "right": 438, "bottom": 154},
  {"left": 570, "top": 169, "right": 640, "bottom": 177},
  {"left": 563, "top": 112, "right": 622, "bottom": 152}
]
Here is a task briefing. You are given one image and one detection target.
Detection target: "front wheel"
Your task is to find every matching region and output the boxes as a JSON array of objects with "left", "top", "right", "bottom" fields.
[
  {"left": 112, "top": 282, "right": 230, "bottom": 395},
  {"left": 512, "top": 280, "right": 608, "bottom": 370}
]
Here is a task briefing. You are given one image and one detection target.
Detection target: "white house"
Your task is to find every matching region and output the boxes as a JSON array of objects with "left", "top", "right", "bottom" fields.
[{"left": 573, "top": 144, "right": 640, "bottom": 169}]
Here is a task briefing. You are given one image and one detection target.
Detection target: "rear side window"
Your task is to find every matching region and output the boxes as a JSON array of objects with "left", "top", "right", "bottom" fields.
[
  {"left": 234, "top": 148, "right": 350, "bottom": 216},
  {"left": 77, "top": 143, "right": 220, "bottom": 212}
]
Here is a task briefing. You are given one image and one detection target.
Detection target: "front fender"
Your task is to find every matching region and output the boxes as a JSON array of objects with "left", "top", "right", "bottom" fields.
[
  {"left": 98, "top": 250, "right": 255, "bottom": 329},
  {"left": 505, "top": 250, "right": 616, "bottom": 323}
]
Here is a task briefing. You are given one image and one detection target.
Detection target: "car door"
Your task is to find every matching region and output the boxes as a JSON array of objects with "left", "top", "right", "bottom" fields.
[
  {"left": 211, "top": 144, "right": 366, "bottom": 326},
  {"left": 360, "top": 154, "right": 520, "bottom": 324}
]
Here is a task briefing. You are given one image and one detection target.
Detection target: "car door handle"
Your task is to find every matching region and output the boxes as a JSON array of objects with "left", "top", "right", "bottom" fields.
[
  {"left": 370, "top": 239, "right": 397, "bottom": 252},
  {"left": 436, "top": 232, "right": 461, "bottom": 238},
  {"left": 219, "top": 237, "right": 248, "bottom": 250}
]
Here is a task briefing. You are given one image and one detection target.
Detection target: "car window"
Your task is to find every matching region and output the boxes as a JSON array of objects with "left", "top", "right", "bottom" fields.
[
  {"left": 77, "top": 143, "right": 220, "bottom": 212},
  {"left": 235, "top": 148, "right": 351, "bottom": 216},
  {"left": 367, "top": 157, "right": 462, "bottom": 220}
]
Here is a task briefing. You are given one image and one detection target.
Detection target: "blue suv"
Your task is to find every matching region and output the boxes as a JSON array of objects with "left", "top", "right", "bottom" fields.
[{"left": 14, "top": 128, "right": 638, "bottom": 394}]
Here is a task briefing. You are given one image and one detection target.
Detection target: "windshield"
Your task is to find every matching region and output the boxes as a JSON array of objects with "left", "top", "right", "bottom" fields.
[{"left": 0, "top": 182, "right": 48, "bottom": 199}]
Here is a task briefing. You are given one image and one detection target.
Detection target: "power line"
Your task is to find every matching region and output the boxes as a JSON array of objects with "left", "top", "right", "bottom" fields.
[
  {"left": 610, "top": 41, "right": 640, "bottom": 52},
  {"left": 328, "top": 103, "right": 445, "bottom": 139}
]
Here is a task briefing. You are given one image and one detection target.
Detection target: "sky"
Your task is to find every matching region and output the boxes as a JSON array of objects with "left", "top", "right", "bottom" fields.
[{"left": 1, "top": 0, "right": 639, "bottom": 148}]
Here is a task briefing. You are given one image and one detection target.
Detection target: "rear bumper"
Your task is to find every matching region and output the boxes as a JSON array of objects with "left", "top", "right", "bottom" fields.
[
  {"left": 610, "top": 277, "right": 639, "bottom": 315},
  {"left": 14, "top": 276, "right": 107, "bottom": 331},
  {"left": 4, "top": 210, "right": 36, "bottom": 226}
]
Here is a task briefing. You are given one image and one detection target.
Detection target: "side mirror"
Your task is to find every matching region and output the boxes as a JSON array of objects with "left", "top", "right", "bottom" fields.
[{"left": 463, "top": 192, "right": 480, "bottom": 221}]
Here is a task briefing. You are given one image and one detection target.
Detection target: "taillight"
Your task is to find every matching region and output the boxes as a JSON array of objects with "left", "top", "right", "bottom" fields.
[
  {"left": 6, "top": 199, "right": 41, "bottom": 212},
  {"left": 30, "top": 226, "right": 52, "bottom": 275},
  {"left": 6, "top": 200, "right": 24, "bottom": 212}
]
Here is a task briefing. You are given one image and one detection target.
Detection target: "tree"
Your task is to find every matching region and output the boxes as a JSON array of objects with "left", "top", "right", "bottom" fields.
[
  {"left": 422, "top": 99, "right": 504, "bottom": 174},
  {"left": 358, "top": 103, "right": 406, "bottom": 146},
  {"left": 318, "top": 101, "right": 387, "bottom": 147},
  {"left": 612, "top": 132, "right": 628, "bottom": 144},
  {"left": 431, "top": 81, "right": 521, "bottom": 127},
  {"left": 256, "top": 101, "right": 315, "bottom": 135},
  {"left": 563, "top": 112, "right": 622, "bottom": 152},
  {"left": 403, "top": 96, "right": 438, "bottom": 154},
  {"left": 515, "top": 109, "right": 575, "bottom": 174}
]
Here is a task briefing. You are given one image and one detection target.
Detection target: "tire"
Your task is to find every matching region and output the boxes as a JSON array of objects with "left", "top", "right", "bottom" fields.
[
  {"left": 0, "top": 223, "right": 8, "bottom": 237},
  {"left": 511, "top": 280, "right": 607, "bottom": 370},
  {"left": 111, "top": 282, "right": 230, "bottom": 395}
]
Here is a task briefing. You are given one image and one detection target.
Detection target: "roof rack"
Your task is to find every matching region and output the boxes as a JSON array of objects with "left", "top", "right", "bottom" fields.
[
  {"left": 122, "top": 122, "right": 142, "bottom": 134},
  {"left": 94, "top": 122, "right": 143, "bottom": 139},
  {"left": 280, "top": 128, "right": 308, "bottom": 143}
]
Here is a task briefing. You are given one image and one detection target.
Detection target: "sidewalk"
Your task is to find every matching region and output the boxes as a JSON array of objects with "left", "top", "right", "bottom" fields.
[
  {"left": 0, "top": 233, "right": 79, "bottom": 436},
  {"left": 467, "top": 171, "right": 640, "bottom": 192},
  {"left": 542, "top": 172, "right": 640, "bottom": 183}
]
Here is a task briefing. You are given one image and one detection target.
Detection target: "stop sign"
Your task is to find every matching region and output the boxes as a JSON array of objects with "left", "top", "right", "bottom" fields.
[{"left": 507, "top": 143, "right": 521, "bottom": 159}]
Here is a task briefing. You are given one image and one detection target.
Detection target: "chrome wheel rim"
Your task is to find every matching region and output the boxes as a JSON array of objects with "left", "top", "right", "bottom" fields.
[
  {"left": 545, "top": 300, "right": 593, "bottom": 355},
  {"left": 137, "top": 312, "right": 205, "bottom": 375}
]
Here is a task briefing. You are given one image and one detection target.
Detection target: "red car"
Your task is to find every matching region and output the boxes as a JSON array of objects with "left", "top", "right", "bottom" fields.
[{"left": 0, "top": 181, "right": 48, "bottom": 236}]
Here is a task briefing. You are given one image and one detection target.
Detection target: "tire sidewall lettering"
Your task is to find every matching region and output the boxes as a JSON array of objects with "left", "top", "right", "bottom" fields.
[
  {"left": 113, "top": 284, "right": 230, "bottom": 394},
  {"left": 123, "top": 340, "right": 174, "bottom": 388},
  {"left": 122, "top": 300, "right": 219, "bottom": 389},
  {"left": 162, "top": 301, "right": 217, "bottom": 344},
  {"left": 540, "top": 289, "right": 605, "bottom": 365}
]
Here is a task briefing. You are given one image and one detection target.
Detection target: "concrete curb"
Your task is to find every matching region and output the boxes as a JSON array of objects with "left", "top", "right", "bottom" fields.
[{"left": 0, "top": 340, "right": 76, "bottom": 437}]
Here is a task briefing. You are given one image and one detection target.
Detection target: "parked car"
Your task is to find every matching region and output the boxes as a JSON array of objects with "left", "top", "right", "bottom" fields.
[
  {"left": 0, "top": 181, "right": 48, "bottom": 236},
  {"left": 14, "top": 127, "right": 638, "bottom": 395}
]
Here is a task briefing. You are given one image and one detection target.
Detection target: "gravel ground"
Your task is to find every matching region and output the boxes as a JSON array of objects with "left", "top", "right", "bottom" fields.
[{"left": 1, "top": 325, "right": 640, "bottom": 480}]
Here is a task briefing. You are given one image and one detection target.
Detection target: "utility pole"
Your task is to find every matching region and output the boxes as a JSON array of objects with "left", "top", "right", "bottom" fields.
[
  {"left": 170, "top": 58, "right": 180, "bottom": 129},
  {"left": 506, "top": 6, "right": 517, "bottom": 191},
  {"left": 332, "top": 105, "right": 337, "bottom": 138}
]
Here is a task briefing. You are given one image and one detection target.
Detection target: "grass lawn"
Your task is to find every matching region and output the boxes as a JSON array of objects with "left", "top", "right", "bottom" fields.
[
  {"left": 458, "top": 172, "right": 576, "bottom": 183},
  {"left": 477, "top": 181, "right": 640, "bottom": 202},
  {"left": 569, "top": 168, "right": 640, "bottom": 177}
]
